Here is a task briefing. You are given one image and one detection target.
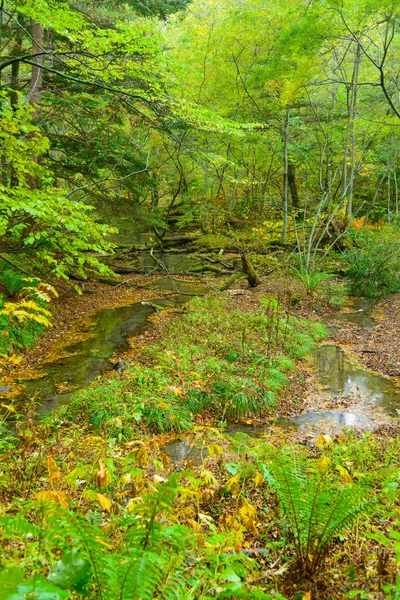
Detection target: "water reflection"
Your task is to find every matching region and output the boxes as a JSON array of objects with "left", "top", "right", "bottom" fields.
[{"left": 316, "top": 344, "right": 400, "bottom": 414}]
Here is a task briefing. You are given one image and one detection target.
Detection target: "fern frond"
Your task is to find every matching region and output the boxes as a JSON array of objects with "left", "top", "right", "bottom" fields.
[{"left": 262, "top": 450, "right": 367, "bottom": 574}]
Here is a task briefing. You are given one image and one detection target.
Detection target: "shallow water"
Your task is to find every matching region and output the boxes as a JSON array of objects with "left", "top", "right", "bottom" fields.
[
  {"left": 316, "top": 344, "right": 399, "bottom": 412},
  {"left": 322, "top": 298, "right": 378, "bottom": 330},
  {"left": 7, "top": 278, "right": 207, "bottom": 413},
  {"left": 121, "top": 252, "right": 200, "bottom": 274}
]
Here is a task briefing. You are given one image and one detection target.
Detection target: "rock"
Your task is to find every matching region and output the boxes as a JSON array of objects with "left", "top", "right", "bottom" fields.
[
  {"left": 0, "top": 386, "right": 11, "bottom": 393},
  {"left": 113, "top": 360, "right": 126, "bottom": 372}
]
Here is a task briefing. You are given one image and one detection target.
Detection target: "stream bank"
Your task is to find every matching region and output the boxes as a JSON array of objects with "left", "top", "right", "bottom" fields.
[{"left": 1, "top": 269, "right": 399, "bottom": 444}]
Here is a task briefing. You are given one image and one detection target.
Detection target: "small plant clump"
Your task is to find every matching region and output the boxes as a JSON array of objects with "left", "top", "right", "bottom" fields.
[{"left": 0, "top": 268, "right": 57, "bottom": 357}]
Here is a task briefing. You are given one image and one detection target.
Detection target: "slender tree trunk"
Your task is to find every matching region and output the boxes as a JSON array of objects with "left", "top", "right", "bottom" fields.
[
  {"left": 27, "top": 21, "right": 44, "bottom": 190},
  {"left": 10, "top": 30, "right": 23, "bottom": 188},
  {"left": 29, "top": 21, "right": 44, "bottom": 115},
  {"left": 288, "top": 162, "right": 299, "bottom": 209},
  {"left": 394, "top": 146, "right": 399, "bottom": 216},
  {"left": 343, "top": 42, "right": 361, "bottom": 221},
  {"left": 282, "top": 105, "right": 290, "bottom": 241}
]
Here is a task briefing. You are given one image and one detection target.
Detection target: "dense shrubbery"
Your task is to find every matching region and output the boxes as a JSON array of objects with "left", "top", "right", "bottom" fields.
[
  {"left": 0, "top": 427, "right": 399, "bottom": 599},
  {"left": 345, "top": 224, "right": 400, "bottom": 297}
]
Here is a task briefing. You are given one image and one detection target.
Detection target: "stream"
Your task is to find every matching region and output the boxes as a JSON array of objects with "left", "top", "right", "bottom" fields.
[
  {"left": 1, "top": 275, "right": 399, "bottom": 457},
  {"left": 4, "top": 278, "right": 207, "bottom": 414}
]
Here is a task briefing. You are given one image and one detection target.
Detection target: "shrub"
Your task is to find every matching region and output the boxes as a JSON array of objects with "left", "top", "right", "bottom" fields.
[{"left": 344, "top": 225, "right": 400, "bottom": 297}]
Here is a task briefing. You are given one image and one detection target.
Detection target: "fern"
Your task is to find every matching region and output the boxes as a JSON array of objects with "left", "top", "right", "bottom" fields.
[{"left": 262, "top": 451, "right": 367, "bottom": 575}]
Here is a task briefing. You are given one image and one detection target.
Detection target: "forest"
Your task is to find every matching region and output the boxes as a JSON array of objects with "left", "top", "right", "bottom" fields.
[{"left": 0, "top": 0, "right": 399, "bottom": 598}]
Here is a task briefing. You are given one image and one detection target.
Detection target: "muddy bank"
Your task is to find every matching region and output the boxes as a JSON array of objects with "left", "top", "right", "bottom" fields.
[{"left": 330, "top": 293, "right": 400, "bottom": 379}]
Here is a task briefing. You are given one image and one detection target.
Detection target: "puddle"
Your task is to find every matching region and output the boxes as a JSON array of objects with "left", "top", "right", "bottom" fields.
[
  {"left": 315, "top": 344, "right": 400, "bottom": 414},
  {"left": 323, "top": 298, "right": 378, "bottom": 331},
  {"left": 162, "top": 439, "right": 209, "bottom": 465}
]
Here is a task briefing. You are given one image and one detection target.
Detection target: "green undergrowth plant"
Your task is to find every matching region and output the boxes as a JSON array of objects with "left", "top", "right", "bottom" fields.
[
  {"left": 227, "top": 431, "right": 400, "bottom": 585},
  {"left": 344, "top": 225, "right": 400, "bottom": 297},
  {"left": 0, "top": 475, "right": 281, "bottom": 600},
  {"left": 289, "top": 263, "right": 334, "bottom": 295},
  {"left": 52, "top": 295, "right": 325, "bottom": 437},
  {"left": 261, "top": 449, "right": 367, "bottom": 576}
]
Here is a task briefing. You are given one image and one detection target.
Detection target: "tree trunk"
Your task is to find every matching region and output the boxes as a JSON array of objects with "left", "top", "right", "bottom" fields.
[
  {"left": 29, "top": 21, "right": 44, "bottom": 114},
  {"left": 342, "top": 41, "right": 361, "bottom": 221},
  {"left": 241, "top": 253, "right": 260, "bottom": 288},
  {"left": 27, "top": 20, "right": 44, "bottom": 190},
  {"left": 288, "top": 162, "right": 299, "bottom": 209},
  {"left": 282, "top": 105, "right": 290, "bottom": 241}
]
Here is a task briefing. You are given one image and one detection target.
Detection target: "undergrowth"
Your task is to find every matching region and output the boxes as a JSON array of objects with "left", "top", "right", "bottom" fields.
[
  {"left": 52, "top": 295, "right": 325, "bottom": 437},
  {"left": 0, "top": 296, "right": 398, "bottom": 599},
  {"left": 0, "top": 426, "right": 399, "bottom": 599},
  {"left": 345, "top": 225, "right": 400, "bottom": 297},
  {"left": 0, "top": 268, "right": 56, "bottom": 357}
]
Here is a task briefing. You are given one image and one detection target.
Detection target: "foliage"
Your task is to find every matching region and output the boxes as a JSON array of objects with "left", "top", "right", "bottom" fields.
[
  {"left": 289, "top": 263, "right": 334, "bottom": 294},
  {"left": 0, "top": 271, "right": 57, "bottom": 357},
  {"left": 52, "top": 295, "right": 325, "bottom": 437},
  {"left": 345, "top": 225, "right": 400, "bottom": 297},
  {"left": 0, "top": 476, "right": 277, "bottom": 599},
  {"left": 0, "top": 100, "right": 116, "bottom": 281},
  {"left": 261, "top": 448, "right": 367, "bottom": 575}
]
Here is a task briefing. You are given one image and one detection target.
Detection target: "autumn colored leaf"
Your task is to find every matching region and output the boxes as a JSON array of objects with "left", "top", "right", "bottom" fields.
[{"left": 47, "top": 456, "right": 61, "bottom": 487}]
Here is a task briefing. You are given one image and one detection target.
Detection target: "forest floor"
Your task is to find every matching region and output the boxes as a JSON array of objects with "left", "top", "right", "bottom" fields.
[
  {"left": 331, "top": 293, "right": 400, "bottom": 380},
  {"left": 1, "top": 273, "right": 399, "bottom": 599}
]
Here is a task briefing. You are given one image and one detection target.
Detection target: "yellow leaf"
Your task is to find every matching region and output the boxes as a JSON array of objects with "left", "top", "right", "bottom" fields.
[
  {"left": 316, "top": 457, "right": 331, "bottom": 471},
  {"left": 36, "top": 490, "right": 69, "bottom": 507},
  {"left": 200, "top": 469, "right": 218, "bottom": 486},
  {"left": 254, "top": 471, "right": 264, "bottom": 487},
  {"left": 95, "top": 536, "right": 113, "bottom": 549},
  {"left": 302, "top": 592, "right": 311, "bottom": 600},
  {"left": 167, "top": 385, "right": 183, "bottom": 396},
  {"left": 97, "top": 493, "right": 111, "bottom": 511},
  {"left": 225, "top": 473, "right": 240, "bottom": 495},
  {"left": 83, "top": 436, "right": 105, "bottom": 446},
  {"left": 125, "top": 498, "right": 136, "bottom": 513},
  {"left": 316, "top": 433, "right": 333, "bottom": 449},
  {"left": 47, "top": 456, "right": 61, "bottom": 486},
  {"left": 336, "top": 465, "right": 352, "bottom": 483},
  {"left": 207, "top": 443, "right": 224, "bottom": 457},
  {"left": 239, "top": 499, "right": 258, "bottom": 534},
  {"left": 187, "top": 518, "right": 202, "bottom": 532},
  {"left": 1, "top": 403, "right": 16, "bottom": 413}
]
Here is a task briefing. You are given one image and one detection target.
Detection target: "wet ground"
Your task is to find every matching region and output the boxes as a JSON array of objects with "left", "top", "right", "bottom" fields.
[
  {"left": 163, "top": 297, "right": 400, "bottom": 463},
  {"left": 1, "top": 267, "right": 399, "bottom": 458},
  {"left": 4, "top": 278, "right": 207, "bottom": 414}
]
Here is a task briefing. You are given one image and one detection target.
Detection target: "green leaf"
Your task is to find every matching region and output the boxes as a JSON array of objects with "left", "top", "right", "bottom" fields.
[
  {"left": 47, "top": 550, "right": 91, "bottom": 591},
  {"left": 0, "top": 568, "right": 24, "bottom": 600},
  {"left": 225, "top": 462, "right": 241, "bottom": 475},
  {"left": 4, "top": 575, "right": 69, "bottom": 600}
]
